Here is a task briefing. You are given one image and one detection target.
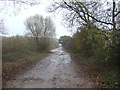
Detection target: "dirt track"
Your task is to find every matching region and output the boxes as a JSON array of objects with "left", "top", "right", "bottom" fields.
[{"left": 5, "top": 48, "right": 94, "bottom": 88}]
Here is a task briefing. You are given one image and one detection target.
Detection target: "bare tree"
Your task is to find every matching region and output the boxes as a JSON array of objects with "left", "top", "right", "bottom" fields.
[
  {"left": 25, "top": 14, "right": 56, "bottom": 50},
  {"left": 0, "top": 19, "right": 6, "bottom": 34},
  {"left": 25, "top": 15, "right": 56, "bottom": 39},
  {"left": 44, "top": 17, "right": 56, "bottom": 38},
  {"left": 25, "top": 15, "right": 44, "bottom": 41},
  {"left": 0, "top": 0, "right": 40, "bottom": 16},
  {"left": 116, "top": 1, "right": 120, "bottom": 29},
  {"left": 48, "top": 0, "right": 120, "bottom": 31},
  {"left": 0, "top": 0, "right": 41, "bottom": 35}
]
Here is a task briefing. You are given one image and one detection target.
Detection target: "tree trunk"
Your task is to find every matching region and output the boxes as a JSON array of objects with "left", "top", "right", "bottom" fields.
[{"left": 112, "top": 0, "right": 116, "bottom": 32}]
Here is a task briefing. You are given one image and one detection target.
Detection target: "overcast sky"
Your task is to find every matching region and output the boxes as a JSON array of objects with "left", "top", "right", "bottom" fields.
[
  {"left": 1, "top": 0, "right": 71, "bottom": 38},
  {"left": 1, "top": 0, "right": 114, "bottom": 38}
]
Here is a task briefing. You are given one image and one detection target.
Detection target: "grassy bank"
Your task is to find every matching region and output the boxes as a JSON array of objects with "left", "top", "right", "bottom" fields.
[
  {"left": 69, "top": 52, "right": 119, "bottom": 88},
  {"left": 2, "top": 51, "right": 49, "bottom": 87}
]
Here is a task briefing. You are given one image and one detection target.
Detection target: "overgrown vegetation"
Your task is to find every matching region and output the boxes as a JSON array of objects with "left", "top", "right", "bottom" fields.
[
  {"left": 59, "top": 23, "right": 120, "bottom": 88},
  {"left": 55, "top": 1, "right": 120, "bottom": 88},
  {"left": 2, "top": 14, "right": 58, "bottom": 87}
]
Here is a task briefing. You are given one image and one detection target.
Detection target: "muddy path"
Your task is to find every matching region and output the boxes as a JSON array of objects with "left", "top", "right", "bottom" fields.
[{"left": 5, "top": 48, "right": 94, "bottom": 88}]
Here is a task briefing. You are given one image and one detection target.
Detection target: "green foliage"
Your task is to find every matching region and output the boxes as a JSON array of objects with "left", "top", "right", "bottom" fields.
[
  {"left": 58, "top": 35, "right": 71, "bottom": 47},
  {"left": 72, "top": 24, "right": 106, "bottom": 58},
  {"left": 70, "top": 23, "right": 120, "bottom": 65},
  {"left": 64, "top": 23, "right": 120, "bottom": 87}
]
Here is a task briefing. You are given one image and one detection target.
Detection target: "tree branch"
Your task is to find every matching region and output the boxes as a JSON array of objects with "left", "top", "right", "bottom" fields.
[
  {"left": 115, "top": 11, "right": 120, "bottom": 17},
  {"left": 80, "top": 2, "right": 113, "bottom": 25}
]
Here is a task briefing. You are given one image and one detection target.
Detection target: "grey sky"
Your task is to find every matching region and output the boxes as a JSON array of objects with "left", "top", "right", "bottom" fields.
[{"left": 1, "top": 0, "right": 71, "bottom": 38}]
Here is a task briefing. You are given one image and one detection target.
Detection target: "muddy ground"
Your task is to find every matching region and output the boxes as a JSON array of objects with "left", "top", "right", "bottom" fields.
[{"left": 5, "top": 48, "right": 94, "bottom": 88}]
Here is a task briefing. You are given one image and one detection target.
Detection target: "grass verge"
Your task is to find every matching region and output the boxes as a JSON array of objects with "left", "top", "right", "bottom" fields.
[{"left": 2, "top": 51, "right": 49, "bottom": 87}]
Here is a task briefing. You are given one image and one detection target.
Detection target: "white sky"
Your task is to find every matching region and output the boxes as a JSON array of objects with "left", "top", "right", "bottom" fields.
[
  {"left": 1, "top": 0, "right": 115, "bottom": 38},
  {"left": 1, "top": 0, "right": 71, "bottom": 38}
]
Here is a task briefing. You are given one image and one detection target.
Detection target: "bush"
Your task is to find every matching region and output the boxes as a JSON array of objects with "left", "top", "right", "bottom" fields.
[
  {"left": 2, "top": 35, "right": 58, "bottom": 54},
  {"left": 63, "top": 23, "right": 120, "bottom": 87}
]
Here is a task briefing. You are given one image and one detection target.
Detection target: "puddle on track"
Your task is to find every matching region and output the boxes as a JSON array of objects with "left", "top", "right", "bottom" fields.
[{"left": 5, "top": 48, "right": 94, "bottom": 88}]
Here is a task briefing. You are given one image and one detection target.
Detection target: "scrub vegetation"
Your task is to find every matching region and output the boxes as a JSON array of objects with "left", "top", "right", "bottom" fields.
[
  {"left": 2, "top": 15, "right": 58, "bottom": 87},
  {"left": 54, "top": 1, "right": 120, "bottom": 88}
]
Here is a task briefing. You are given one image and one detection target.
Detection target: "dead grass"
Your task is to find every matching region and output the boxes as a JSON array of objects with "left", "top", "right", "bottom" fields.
[{"left": 2, "top": 51, "right": 49, "bottom": 87}]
